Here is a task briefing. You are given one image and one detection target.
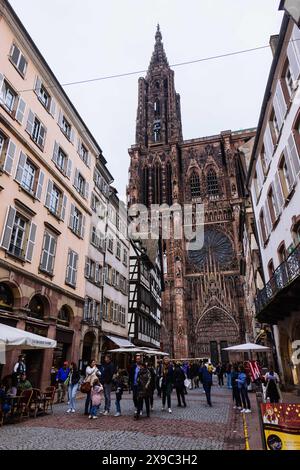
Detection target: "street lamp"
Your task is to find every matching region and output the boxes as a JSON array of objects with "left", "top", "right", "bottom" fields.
[{"left": 279, "top": 0, "right": 300, "bottom": 26}]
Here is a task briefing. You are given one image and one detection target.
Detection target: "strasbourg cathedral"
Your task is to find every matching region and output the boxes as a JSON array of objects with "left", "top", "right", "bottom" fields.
[{"left": 127, "top": 26, "right": 256, "bottom": 360}]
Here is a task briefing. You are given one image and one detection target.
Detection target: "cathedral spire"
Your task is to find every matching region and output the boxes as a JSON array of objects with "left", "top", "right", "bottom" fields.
[
  {"left": 155, "top": 23, "right": 162, "bottom": 43},
  {"left": 148, "top": 23, "right": 169, "bottom": 74}
]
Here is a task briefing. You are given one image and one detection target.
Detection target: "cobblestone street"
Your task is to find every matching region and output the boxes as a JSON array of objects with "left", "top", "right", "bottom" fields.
[{"left": 0, "top": 381, "right": 247, "bottom": 450}]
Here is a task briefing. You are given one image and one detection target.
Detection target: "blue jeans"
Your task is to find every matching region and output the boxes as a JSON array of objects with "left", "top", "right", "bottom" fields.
[
  {"left": 90, "top": 404, "right": 99, "bottom": 417},
  {"left": 227, "top": 373, "right": 232, "bottom": 389},
  {"left": 115, "top": 399, "right": 121, "bottom": 414},
  {"left": 104, "top": 383, "right": 112, "bottom": 411},
  {"left": 68, "top": 383, "right": 78, "bottom": 410},
  {"left": 203, "top": 383, "right": 212, "bottom": 406}
]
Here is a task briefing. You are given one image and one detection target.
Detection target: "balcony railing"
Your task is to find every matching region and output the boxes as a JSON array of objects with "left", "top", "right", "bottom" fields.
[{"left": 255, "top": 243, "right": 300, "bottom": 314}]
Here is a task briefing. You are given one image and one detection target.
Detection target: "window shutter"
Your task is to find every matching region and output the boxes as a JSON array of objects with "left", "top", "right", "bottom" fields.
[
  {"left": 271, "top": 182, "right": 280, "bottom": 218},
  {"left": 66, "top": 249, "right": 72, "bottom": 284},
  {"left": 287, "top": 40, "right": 300, "bottom": 82},
  {"left": 95, "top": 263, "right": 100, "bottom": 284},
  {"left": 77, "top": 138, "right": 81, "bottom": 155},
  {"left": 1, "top": 206, "right": 16, "bottom": 250},
  {"left": 74, "top": 168, "right": 79, "bottom": 189},
  {"left": 85, "top": 181, "right": 89, "bottom": 200},
  {"left": 287, "top": 134, "right": 300, "bottom": 177},
  {"left": 40, "top": 231, "right": 50, "bottom": 271},
  {"left": 37, "top": 124, "right": 46, "bottom": 149},
  {"left": 15, "top": 98, "right": 26, "bottom": 124},
  {"left": 3, "top": 139, "right": 17, "bottom": 175},
  {"left": 81, "top": 215, "right": 86, "bottom": 239},
  {"left": 66, "top": 158, "right": 72, "bottom": 179},
  {"left": 48, "top": 234, "right": 56, "bottom": 273},
  {"left": 70, "top": 128, "right": 75, "bottom": 144},
  {"left": 87, "top": 152, "right": 91, "bottom": 168},
  {"left": 45, "top": 179, "right": 53, "bottom": 209},
  {"left": 84, "top": 297, "right": 89, "bottom": 319},
  {"left": 263, "top": 123, "right": 274, "bottom": 164},
  {"left": 58, "top": 110, "right": 63, "bottom": 128},
  {"left": 34, "top": 76, "right": 42, "bottom": 96},
  {"left": 72, "top": 252, "right": 78, "bottom": 286},
  {"left": 52, "top": 141, "right": 59, "bottom": 165},
  {"left": 50, "top": 98, "right": 56, "bottom": 118},
  {"left": 256, "top": 158, "right": 264, "bottom": 190},
  {"left": 69, "top": 203, "right": 75, "bottom": 229},
  {"left": 15, "top": 151, "right": 27, "bottom": 184},
  {"left": 273, "top": 81, "right": 286, "bottom": 128},
  {"left": 25, "top": 221, "right": 37, "bottom": 262},
  {"left": 26, "top": 109, "right": 35, "bottom": 135},
  {"left": 274, "top": 172, "right": 284, "bottom": 211},
  {"left": 35, "top": 170, "right": 45, "bottom": 200},
  {"left": 60, "top": 194, "right": 67, "bottom": 221},
  {"left": 85, "top": 257, "right": 90, "bottom": 278},
  {"left": 284, "top": 146, "right": 296, "bottom": 189},
  {"left": 264, "top": 201, "right": 272, "bottom": 236}
]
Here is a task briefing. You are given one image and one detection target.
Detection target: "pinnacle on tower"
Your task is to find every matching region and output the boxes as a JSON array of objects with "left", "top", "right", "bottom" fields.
[{"left": 155, "top": 23, "right": 162, "bottom": 43}]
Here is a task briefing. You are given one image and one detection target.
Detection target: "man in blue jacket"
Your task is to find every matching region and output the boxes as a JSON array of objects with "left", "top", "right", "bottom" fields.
[
  {"left": 200, "top": 362, "right": 213, "bottom": 407},
  {"left": 56, "top": 361, "right": 70, "bottom": 403}
]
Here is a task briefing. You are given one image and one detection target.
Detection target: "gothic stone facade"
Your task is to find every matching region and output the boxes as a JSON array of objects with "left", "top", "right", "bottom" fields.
[{"left": 128, "top": 27, "right": 256, "bottom": 360}]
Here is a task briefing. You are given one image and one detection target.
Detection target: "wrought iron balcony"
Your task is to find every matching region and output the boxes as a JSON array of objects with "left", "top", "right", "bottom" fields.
[{"left": 255, "top": 242, "right": 300, "bottom": 321}]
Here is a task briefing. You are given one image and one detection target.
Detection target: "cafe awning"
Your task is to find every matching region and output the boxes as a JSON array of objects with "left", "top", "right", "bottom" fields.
[
  {"left": 105, "top": 335, "right": 135, "bottom": 348},
  {"left": 0, "top": 324, "right": 57, "bottom": 351}
]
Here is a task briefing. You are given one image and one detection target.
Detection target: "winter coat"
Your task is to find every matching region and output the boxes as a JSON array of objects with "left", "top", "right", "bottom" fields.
[
  {"left": 56, "top": 367, "right": 70, "bottom": 383},
  {"left": 101, "top": 362, "right": 116, "bottom": 385},
  {"left": 91, "top": 384, "right": 103, "bottom": 406},
  {"left": 148, "top": 367, "right": 156, "bottom": 394},
  {"left": 236, "top": 372, "right": 247, "bottom": 390},
  {"left": 161, "top": 365, "right": 174, "bottom": 394},
  {"left": 137, "top": 368, "right": 151, "bottom": 398},
  {"left": 174, "top": 366, "right": 185, "bottom": 389},
  {"left": 113, "top": 376, "right": 124, "bottom": 401},
  {"left": 200, "top": 366, "right": 213, "bottom": 385},
  {"left": 68, "top": 370, "right": 81, "bottom": 386},
  {"left": 231, "top": 370, "right": 239, "bottom": 388}
]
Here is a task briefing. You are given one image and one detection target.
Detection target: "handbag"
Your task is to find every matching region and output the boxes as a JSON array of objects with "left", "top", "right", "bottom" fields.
[
  {"left": 184, "top": 378, "right": 192, "bottom": 389},
  {"left": 80, "top": 381, "right": 91, "bottom": 394}
]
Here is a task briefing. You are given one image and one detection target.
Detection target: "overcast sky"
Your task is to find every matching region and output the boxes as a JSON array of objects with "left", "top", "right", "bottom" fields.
[{"left": 9, "top": 0, "right": 284, "bottom": 197}]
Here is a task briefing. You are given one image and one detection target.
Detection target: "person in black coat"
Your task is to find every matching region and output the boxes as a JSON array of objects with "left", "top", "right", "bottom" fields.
[
  {"left": 145, "top": 362, "right": 156, "bottom": 410},
  {"left": 129, "top": 354, "right": 143, "bottom": 413},
  {"left": 160, "top": 357, "right": 174, "bottom": 413},
  {"left": 174, "top": 363, "right": 186, "bottom": 407},
  {"left": 101, "top": 355, "right": 116, "bottom": 415}
]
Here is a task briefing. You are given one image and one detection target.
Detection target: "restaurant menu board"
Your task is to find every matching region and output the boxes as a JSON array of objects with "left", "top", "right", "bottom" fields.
[{"left": 261, "top": 403, "right": 300, "bottom": 450}]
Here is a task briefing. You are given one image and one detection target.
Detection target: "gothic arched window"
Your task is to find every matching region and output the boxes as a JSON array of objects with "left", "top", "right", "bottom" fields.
[
  {"left": 190, "top": 170, "right": 201, "bottom": 198},
  {"left": 154, "top": 99, "right": 160, "bottom": 118},
  {"left": 166, "top": 162, "right": 172, "bottom": 205},
  {"left": 142, "top": 167, "right": 149, "bottom": 206},
  {"left": 152, "top": 163, "right": 162, "bottom": 204},
  {"left": 207, "top": 168, "right": 219, "bottom": 196}
]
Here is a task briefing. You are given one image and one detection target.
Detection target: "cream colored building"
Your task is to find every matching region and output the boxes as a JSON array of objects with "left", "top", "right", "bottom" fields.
[{"left": 0, "top": 0, "right": 111, "bottom": 388}]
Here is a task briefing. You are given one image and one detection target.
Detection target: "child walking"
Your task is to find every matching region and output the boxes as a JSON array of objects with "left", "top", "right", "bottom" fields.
[
  {"left": 113, "top": 369, "right": 124, "bottom": 417},
  {"left": 89, "top": 379, "right": 103, "bottom": 419}
]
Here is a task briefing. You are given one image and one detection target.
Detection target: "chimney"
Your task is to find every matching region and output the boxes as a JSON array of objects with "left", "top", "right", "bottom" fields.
[{"left": 269, "top": 34, "right": 279, "bottom": 56}]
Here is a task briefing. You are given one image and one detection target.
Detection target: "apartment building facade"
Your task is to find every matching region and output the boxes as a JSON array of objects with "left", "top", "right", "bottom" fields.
[
  {"left": 0, "top": 0, "right": 112, "bottom": 388},
  {"left": 248, "top": 14, "right": 300, "bottom": 387},
  {"left": 129, "top": 239, "right": 162, "bottom": 350},
  {"left": 102, "top": 189, "right": 130, "bottom": 364}
]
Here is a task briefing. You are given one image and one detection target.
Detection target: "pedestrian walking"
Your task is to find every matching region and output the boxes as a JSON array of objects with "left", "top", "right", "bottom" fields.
[
  {"left": 200, "top": 362, "right": 213, "bottom": 407},
  {"left": 160, "top": 356, "right": 174, "bottom": 413},
  {"left": 129, "top": 354, "right": 143, "bottom": 415},
  {"left": 113, "top": 369, "right": 125, "bottom": 417},
  {"left": 231, "top": 364, "right": 242, "bottom": 409},
  {"left": 66, "top": 362, "right": 80, "bottom": 413},
  {"left": 56, "top": 361, "right": 70, "bottom": 403},
  {"left": 155, "top": 360, "right": 162, "bottom": 397},
  {"left": 134, "top": 363, "right": 151, "bottom": 419},
  {"left": 146, "top": 362, "right": 156, "bottom": 411},
  {"left": 101, "top": 354, "right": 116, "bottom": 416},
  {"left": 264, "top": 366, "right": 281, "bottom": 403},
  {"left": 174, "top": 362, "right": 186, "bottom": 407},
  {"left": 236, "top": 366, "right": 251, "bottom": 413},
  {"left": 216, "top": 363, "right": 224, "bottom": 387},
  {"left": 83, "top": 359, "right": 101, "bottom": 416},
  {"left": 226, "top": 363, "right": 232, "bottom": 389},
  {"left": 89, "top": 379, "right": 103, "bottom": 419}
]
